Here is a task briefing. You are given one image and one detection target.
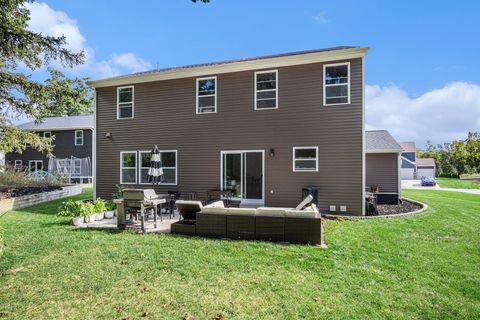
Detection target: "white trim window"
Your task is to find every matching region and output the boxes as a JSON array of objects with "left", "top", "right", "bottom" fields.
[
  {"left": 255, "top": 70, "right": 278, "bottom": 110},
  {"left": 293, "top": 147, "right": 318, "bottom": 172},
  {"left": 29, "top": 160, "right": 43, "bottom": 173},
  {"left": 324, "top": 62, "right": 350, "bottom": 105},
  {"left": 196, "top": 77, "right": 216, "bottom": 114},
  {"left": 14, "top": 160, "right": 22, "bottom": 169},
  {"left": 75, "top": 130, "right": 83, "bottom": 146},
  {"left": 120, "top": 151, "right": 137, "bottom": 184},
  {"left": 43, "top": 131, "right": 52, "bottom": 139},
  {"left": 117, "top": 86, "right": 134, "bottom": 119},
  {"left": 139, "top": 150, "right": 177, "bottom": 185}
]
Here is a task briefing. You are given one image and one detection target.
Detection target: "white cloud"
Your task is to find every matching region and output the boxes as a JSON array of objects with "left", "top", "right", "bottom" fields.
[
  {"left": 312, "top": 11, "right": 329, "bottom": 24},
  {"left": 110, "top": 53, "right": 152, "bottom": 73},
  {"left": 25, "top": 2, "right": 151, "bottom": 78},
  {"left": 366, "top": 82, "right": 480, "bottom": 148}
]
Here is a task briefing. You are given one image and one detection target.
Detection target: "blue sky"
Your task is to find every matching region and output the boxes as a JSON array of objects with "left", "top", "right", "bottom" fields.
[{"left": 24, "top": 0, "right": 480, "bottom": 146}]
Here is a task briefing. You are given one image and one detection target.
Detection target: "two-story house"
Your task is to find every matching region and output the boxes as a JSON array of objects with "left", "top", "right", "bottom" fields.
[
  {"left": 5, "top": 115, "right": 94, "bottom": 182},
  {"left": 400, "top": 141, "right": 436, "bottom": 179},
  {"left": 90, "top": 46, "right": 370, "bottom": 215}
]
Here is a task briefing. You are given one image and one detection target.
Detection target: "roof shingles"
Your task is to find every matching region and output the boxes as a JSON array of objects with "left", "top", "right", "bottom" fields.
[
  {"left": 365, "top": 130, "right": 403, "bottom": 152},
  {"left": 17, "top": 115, "right": 94, "bottom": 131}
]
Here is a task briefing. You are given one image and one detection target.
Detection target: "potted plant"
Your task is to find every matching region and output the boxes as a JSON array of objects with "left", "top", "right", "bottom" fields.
[
  {"left": 93, "top": 198, "right": 107, "bottom": 220},
  {"left": 82, "top": 202, "right": 96, "bottom": 223},
  {"left": 58, "top": 199, "right": 84, "bottom": 226},
  {"left": 104, "top": 201, "right": 116, "bottom": 219}
]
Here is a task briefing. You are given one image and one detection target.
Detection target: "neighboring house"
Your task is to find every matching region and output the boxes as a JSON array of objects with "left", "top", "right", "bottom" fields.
[
  {"left": 365, "top": 130, "right": 403, "bottom": 196},
  {"left": 90, "top": 46, "right": 371, "bottom": 215},
  {"left": 416, "top": 158, "right": 436, "bottom": 178},
  {"left": 5, "top": 115, "right": 94, "bottom": 182},
  {"left": 399, "top": 141, "right": 436, "bottom": 179}
]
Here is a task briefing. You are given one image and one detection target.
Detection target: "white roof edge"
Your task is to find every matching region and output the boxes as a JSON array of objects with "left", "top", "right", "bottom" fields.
[
  {"left": 400, "top": 155, "right": 416, "bottom": 165},
  {"left": 366, "top": 149, "right": 402, "bottom": 154},
  {"left": 19, "top": 126, "right": 94, "bottom": 131},
  {"left": 89, "top": 47, "right": 369, "bottom": 88}
]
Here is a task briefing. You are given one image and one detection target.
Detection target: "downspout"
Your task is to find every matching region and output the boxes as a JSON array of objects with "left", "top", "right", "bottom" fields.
[
  {"left": 361, "top": 56, "right": 366, "bottom": 215},
  {"left": 398, "top": 152, "right": 402, "bottom": 199},
  {"left": 93, "top": 88, "right": 97, "bottom": 200}
]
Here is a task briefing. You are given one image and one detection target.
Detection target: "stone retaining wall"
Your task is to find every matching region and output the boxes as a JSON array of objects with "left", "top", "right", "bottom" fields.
[{"left": 0, "top": 185, "right": 82, "bottom": 213}]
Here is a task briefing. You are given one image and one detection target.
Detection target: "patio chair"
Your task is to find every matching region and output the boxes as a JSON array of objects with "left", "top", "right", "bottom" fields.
[
  {"left": 175, "top": 200, "right": 203, "bottom": 220},
  {"left": 167, "top": 190, "right": 182, "bottom": 218}
]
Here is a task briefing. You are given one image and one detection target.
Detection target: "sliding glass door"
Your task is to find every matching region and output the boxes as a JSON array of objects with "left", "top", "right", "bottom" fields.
[{"left": 222, "top": 151, "right": 263, "bottom": 201}]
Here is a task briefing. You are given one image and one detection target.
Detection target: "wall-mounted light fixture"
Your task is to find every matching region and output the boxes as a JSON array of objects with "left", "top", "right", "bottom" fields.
[
  {"left": 269, "top": 148, "right": 275, "bottom": 158},
  {"left": 105, "top": 132, "right": 112, "bottom": 138}
]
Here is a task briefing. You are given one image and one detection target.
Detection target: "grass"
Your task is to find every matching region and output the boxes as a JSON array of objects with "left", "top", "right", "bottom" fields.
[
  {"left": 0, "top": 187, "right": 479, "bottom": 319},
  {"left": 436, "top": 177, "right": 480, "bottom": 189}
]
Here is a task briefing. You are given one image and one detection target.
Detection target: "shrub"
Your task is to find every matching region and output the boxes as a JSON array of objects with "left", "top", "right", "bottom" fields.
[
  {"left": 57, "top": 200, "right": 95, "bottom": 217},
  {"left": 105, "top": 201, "right": 116, "bottom": 211},
  {"left": 93, "top": 198, "right": 107, "bottom": 213},
  {"left": 58, "top": 199, "right": 82, "bottom": 217}
]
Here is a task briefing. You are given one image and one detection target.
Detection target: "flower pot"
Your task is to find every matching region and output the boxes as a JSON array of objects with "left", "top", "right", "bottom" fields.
[
  {"left": 104, "top": 210, "right": 115, "bottom": 219},
  {"left": 95, "top": 212, "right": 104, "bottom": 221},
  {"left": 85, "top": 215, "right": 96, "bottom": 223},
  {"left": 72, "top": 216, "right": 84, "bottom": 226}
]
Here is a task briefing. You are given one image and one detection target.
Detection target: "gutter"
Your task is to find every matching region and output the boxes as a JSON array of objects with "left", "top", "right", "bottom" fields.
[{"left": 88, "top": 47, "right": 369, "bottom": 88}]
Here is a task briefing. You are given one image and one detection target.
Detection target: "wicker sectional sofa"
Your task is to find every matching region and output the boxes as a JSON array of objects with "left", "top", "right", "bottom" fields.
[{"left": 172, "top": 200, "right": 325, "bottom": 246}]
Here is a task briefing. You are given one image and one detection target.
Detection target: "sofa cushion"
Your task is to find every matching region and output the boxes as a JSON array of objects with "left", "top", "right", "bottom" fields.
[
  {"left": 255, "top": 207, "right": 289, "bottom": 217},
  {"left": 201, "top": 207, "right": 256, "bottom": 215},
  {"left": 224, "top": 207, "right": 256, "bottom": 215},
  {"left": 284, "top": 209, "right": 320, "bottom": 218},
  {"left": 295, "top": 194, "right": 313, "bottom": 210},
  {"left": 175, "top": 200, "right": 203, "bottom": 218},
  {"left": 205, "top": 200, "right": 225, "bottom": 208}
]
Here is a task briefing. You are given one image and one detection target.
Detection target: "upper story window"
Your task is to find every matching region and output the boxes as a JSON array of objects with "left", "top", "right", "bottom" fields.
[
  {"left": 117, "top": 86, "right": 134, "bottom": 119},
  {"left": 255, "top": 70, "right": 277, "bottom": 110},
  {"left": 293, "top": 147, "right": 318, "bottom": 172},
  {"left": 120, "top": 151, "right": 137, "bottom": 184},
  {"left": 196, "top": 77, "right": 216, "bottom": 114},
  {"left": 324, "top": 63, "right": 350, "bottom": 105},
  {"left": 43, "top": 131, "right": 52, "bottom": 139},
  {"left": 75, "top": 130, "right": 83, "bottom": 146}
]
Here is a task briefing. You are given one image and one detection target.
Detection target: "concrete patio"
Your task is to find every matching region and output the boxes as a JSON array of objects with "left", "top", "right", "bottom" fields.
[{"left": 77, "top": 215, "right": 179, "bottom": 233}]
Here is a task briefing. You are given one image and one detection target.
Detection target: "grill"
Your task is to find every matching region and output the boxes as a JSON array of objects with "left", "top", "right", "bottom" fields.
[{"left": 118, "top": 189, "right": 167, "bottom": 232}]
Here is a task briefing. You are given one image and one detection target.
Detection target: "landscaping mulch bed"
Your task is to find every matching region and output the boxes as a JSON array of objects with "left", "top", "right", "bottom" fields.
[
  {"left": 0, "top": 186, "right": 62, "bottom": 200},
  {"left": 376, "top": 199, "right": 422, "bottom": 216}
]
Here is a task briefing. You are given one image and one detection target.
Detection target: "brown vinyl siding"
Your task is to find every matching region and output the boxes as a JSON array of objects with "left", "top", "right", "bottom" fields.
[
  {"left": 5, "top": 130, "right": 93, "bottom": 171},
  {"left": 366, "top": 153, "right": 399, "bottom": 193},
  {"left": 96, "top": 58, "right": 364, "bottom": 214}
]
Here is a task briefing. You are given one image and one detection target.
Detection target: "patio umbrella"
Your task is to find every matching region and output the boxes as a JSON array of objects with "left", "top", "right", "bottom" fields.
[{"left": 147, "top": 145, "right": 163, "bottom": 184}]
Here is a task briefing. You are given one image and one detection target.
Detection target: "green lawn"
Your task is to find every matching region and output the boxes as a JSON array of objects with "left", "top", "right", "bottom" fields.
[
  {"left": 436, "top": 177, "right": 480, "bottom": 189},
  {"left": 0, "top": 187, "right": 479, "bottom": 319}
]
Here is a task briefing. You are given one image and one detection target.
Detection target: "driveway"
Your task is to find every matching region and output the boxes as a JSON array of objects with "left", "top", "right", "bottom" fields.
[{"left": 402, "top": 180, "right": 480, "bottom": 195}]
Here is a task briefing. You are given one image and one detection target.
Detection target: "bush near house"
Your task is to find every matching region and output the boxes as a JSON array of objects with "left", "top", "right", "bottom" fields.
[{"left": 419, "top": 132, "right": 480, "bottom": 177}]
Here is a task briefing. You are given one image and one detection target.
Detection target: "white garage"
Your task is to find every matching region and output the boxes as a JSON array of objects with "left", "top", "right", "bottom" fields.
[
  {"left": 416, "top": 158, "right": 436, "bottom": 178},
  {"left": 417, "top": 166, "right": 435, "bottom": 178},
  {"left": 401, "top": 168, "right": 415, "bottom": 180}
]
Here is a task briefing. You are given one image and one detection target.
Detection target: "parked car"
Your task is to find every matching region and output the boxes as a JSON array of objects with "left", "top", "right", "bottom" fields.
[{"left": 421, "top": 176, "right": 437, "bottom": 186}]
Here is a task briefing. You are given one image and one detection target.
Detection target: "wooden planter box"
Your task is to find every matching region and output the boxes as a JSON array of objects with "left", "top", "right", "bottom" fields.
[{"left": 0, "top": 185, "right": 82, "bottom": 213}]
